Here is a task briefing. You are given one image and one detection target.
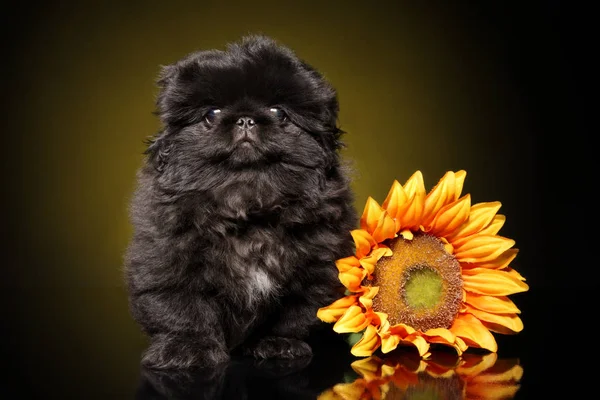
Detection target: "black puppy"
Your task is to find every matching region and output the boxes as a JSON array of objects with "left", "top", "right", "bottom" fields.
[{"left": 124, "top": 35, "right": 357, "bottom": 370}]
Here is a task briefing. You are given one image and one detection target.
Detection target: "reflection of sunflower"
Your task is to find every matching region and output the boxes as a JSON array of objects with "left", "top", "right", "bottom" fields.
[
  {"left": 317, "top": 171, "right": 528, "bottom": 357},
  {"left": 318, "top": 350, "right": 523, "bottom": 400}
]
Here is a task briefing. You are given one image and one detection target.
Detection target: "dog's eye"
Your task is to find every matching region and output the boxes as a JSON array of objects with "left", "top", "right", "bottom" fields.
[
  {"left": 269, "top": 107, "right": 287, "bottom": 122},
  {"left": 204, "top": 108, "right": 221, "bottom": 124}
]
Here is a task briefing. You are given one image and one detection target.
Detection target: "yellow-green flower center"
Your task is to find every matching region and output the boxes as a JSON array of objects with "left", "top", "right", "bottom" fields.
[
  {"left": 371, "top": 232, "right": 462, "bottom": 331},
  {"left": 404, "top": 266, "right": 443, "bottom": 311}
]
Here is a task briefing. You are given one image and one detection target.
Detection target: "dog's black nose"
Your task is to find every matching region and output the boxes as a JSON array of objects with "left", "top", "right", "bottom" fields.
[{"left": 236, "top": 116, "right": 256, "bottom": 129}]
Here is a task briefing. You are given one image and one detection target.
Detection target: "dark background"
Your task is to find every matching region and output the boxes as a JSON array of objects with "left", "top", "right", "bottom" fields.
[{"left": 1, "top": 1, "right": 594, "bottom": 398}]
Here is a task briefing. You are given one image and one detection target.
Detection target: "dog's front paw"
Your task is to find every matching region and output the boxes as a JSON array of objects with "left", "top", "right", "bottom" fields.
[
  {"left": 142, "top": 334, "right": 230, "bottom": 370},
  {"left": 244, "top": 336, "right": 313, "bottom": 360}
]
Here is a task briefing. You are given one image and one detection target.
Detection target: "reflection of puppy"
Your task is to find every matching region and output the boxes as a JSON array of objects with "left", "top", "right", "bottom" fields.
[
  {"left": 136, "top": 358, "right": 308, "bottom": 400},
  {"left": 124, "top": 35, "right": 357, "bottom": 370},
  {"left": 136, "top": 338, "right": 354, "bottom": 399}
]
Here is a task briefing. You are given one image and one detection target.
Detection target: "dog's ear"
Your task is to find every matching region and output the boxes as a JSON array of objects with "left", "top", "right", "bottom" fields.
[{"left": 144, "top": 130, "right": 172, "bottom": 173}]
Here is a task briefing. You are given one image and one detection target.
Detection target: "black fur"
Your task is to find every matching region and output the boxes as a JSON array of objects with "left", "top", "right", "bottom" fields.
[{"left": 124, "top": 35, "right": 357, "bottom": 370}]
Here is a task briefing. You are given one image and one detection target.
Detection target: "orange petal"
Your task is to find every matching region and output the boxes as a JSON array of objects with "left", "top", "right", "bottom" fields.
[
  {"left": 400, "top": 229, "right": 414, "bottom": 240},
  {"left": 467, "top": 249, "right": 519, "bottom": 270},
  {"left": 339, "top": 267, "right": 367, "bottom": 291},
  {"left": 450, "top": 313, "right": 498, "bottom": 352},
  {"left": 464, "top": 292, "right": 521, "bottom": 314},
  {"left": 336, "top": 256, "right": 361, "bottom": 272},
  {"left": 478, "top": 214, "right": 506, "bottom": 236},
  {"left": 421, "top": 171, "right": 459, "bottom": 229},
  {"left": 358, "top": 286, "right": 380, "bottom": 309},
  {"left": 378, "top": 243, "right": 393, "bottom": 255},
  {"left": 422, "top": 328, "right": 456, "bottom": 344},
  {"left": 453, "top": 170, "right": 467, "bottom": 199},
  {"left": 351, "top": 325, "right": 380, "bottom": 357},
  {"left": 505, "top": 267, "right": 526, "bottom": 281},
  {"left": 358, "top": 258, "right": 377, "bottom": 277},
  {"left": 380, "top": 333, "right": 401, "bottom": 353},
  {"left": 451, "top": 215, "right": 507, "bottom": 249},
  {"left": 463, "top": 268, "right": 529, "bottom": 296},
  {"left": 454, "top": 336, "right": 468, "bottom": 353},
  {"left": 465, "top": 304, "right": 524, "bottom": 334},
  {"left": 334, "top": 305, "right": 372, "bottom": 333},
  {"left": 421, "top": 331, "right": 464, "bottom": 356},
  {"left": 454, "top": 235, "right": 515, "bottom": 263},
  {"left": 382, "top": 180, "right": 408, "bottom": 221},
  {"left": 383, "top": 178, "right": 419, "bottom": 233},
  {"left": 442, "top": 238, "right": 454, "bottom": 254},
  {"left": 400, "top": 171, "right": 426, "bottom": 229},
  {"left": 317, "top": 295, "right": 358, "bottom": 323},
  {"left": 360, "top": 247, "right": 391, "bottom": 275},
  {"left": 481, "top": 320, "right": 524, "bottom": 335},
  {"left": 376, "top": 312, "right": 390, "bottom": 332},
  {"left": 351, "top": 229, "right": 376, "bottom": 259},
  {"left": 447, "top": 201, "right": 502, "bottom": 242},
  {"left": 389, "top": 323, "right": 416, "bottom": 337},
  {"left": 427, "top": 194, "right": 471, "bottom": 237},
  {"left": 451, "top": 341, "right": 466, "bottom": 356},
  {"left": 360, "top": 197, "right": 384, "bottom": 235},
  {"left": 402, "top": 335, "right": 430, "bottom": 357},
  {"left": 372, "top": 210, "right": 398, "bottom": 242}
]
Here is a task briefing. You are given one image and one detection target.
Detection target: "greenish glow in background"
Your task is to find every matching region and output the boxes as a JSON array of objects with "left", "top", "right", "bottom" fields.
[{"left": 7, "top": 1, "right": 540, "bottom": 289}]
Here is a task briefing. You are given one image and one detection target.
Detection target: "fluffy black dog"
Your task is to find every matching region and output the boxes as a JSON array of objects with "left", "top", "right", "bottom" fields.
[{"left": 124, "top": 35, "right": 357, "bottom": 370}]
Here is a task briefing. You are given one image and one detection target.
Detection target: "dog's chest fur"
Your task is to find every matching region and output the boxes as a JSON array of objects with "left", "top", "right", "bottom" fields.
[
  {"left": 243, "top": 267, "right": 274, "bottom": 304},
  {"left": 200, "top": 223, "right": 291, "bottom": 307}
]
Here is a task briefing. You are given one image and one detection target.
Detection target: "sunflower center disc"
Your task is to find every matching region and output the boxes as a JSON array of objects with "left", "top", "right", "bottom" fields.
[
  {"left": 404, "top": 266, "right": 443, "bottom": 311},
  {"left": 371, "top": 232, "right": 463, "bottom": 331}
]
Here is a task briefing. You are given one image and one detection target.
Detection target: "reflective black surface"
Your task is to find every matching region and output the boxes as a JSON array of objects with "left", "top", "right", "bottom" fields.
[
  {"left": 136, "top": 347, "right": 522, "bottom": 400},
  {"left": 0, "top": 287, "right": 591, "bottom": 399},
  {"left": 136, "top": 344, "right": 349, "bottom": 399}
]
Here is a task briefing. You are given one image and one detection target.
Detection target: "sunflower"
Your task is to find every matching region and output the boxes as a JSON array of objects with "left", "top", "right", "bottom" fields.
[
  {"left": 317, "top": 170, "right": 528, "bottom": 357},
  {"left": 318, "top": 350, "right": 523, "bottom": 400}
]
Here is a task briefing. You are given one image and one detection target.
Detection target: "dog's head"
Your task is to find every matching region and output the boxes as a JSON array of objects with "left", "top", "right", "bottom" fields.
[{"left": 146, "top": 35, "right": 343, "bottom": 178}]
